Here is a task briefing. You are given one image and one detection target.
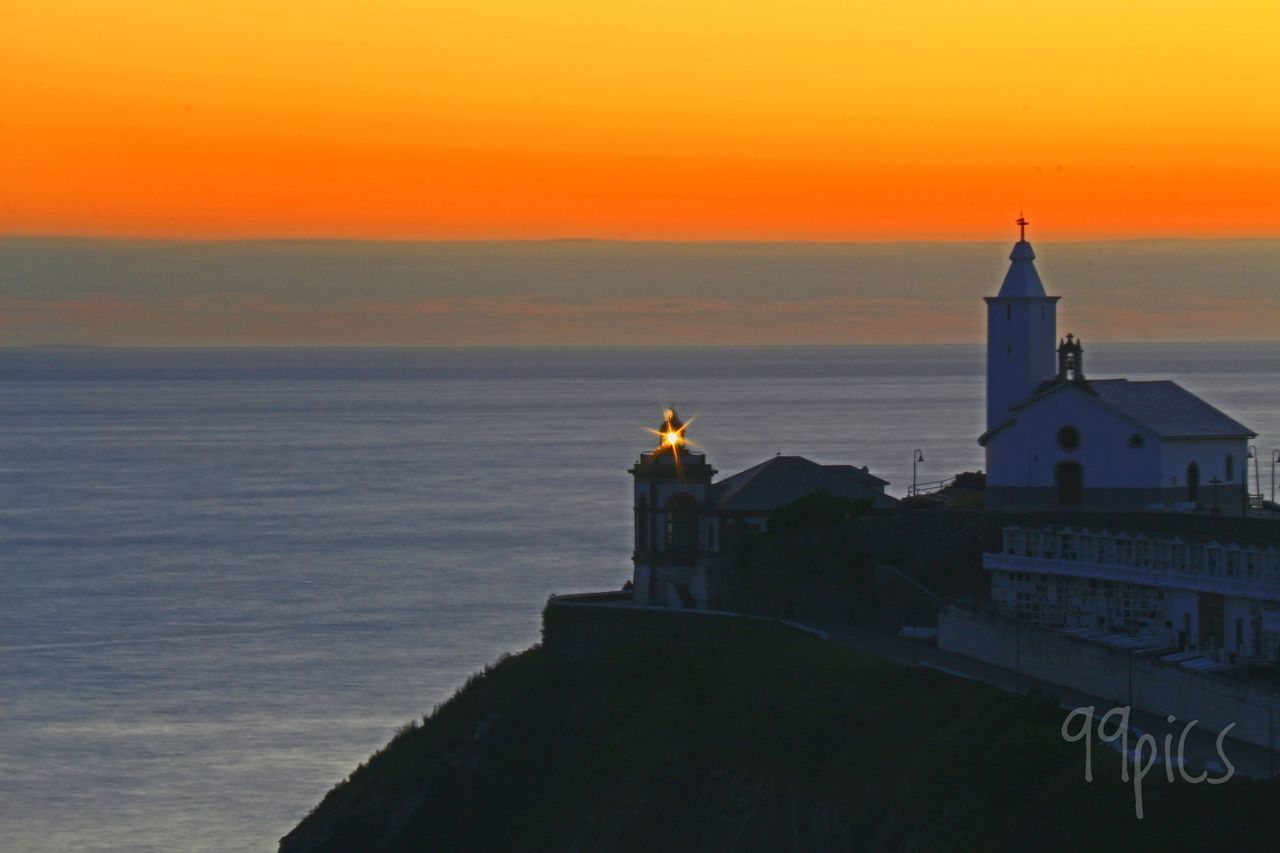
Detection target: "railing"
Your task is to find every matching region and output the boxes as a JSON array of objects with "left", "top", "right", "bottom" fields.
[
  {"left": 907, "top": 476, "right": 955, "bottom": 497},
  {"left": 983, "top": 552, "right": 1280, "bottom": 600},
  {"left": 1248, "top": 492, "right": 1266, "bottom": 509}
]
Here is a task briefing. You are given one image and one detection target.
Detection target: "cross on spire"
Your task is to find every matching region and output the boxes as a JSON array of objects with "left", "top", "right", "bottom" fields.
[{"left": 1016, "top": 215, "right": 1029, "bottom": 242}]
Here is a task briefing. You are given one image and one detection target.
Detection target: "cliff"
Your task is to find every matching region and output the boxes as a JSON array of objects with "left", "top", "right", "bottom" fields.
[{"left": 281, "top": 612, "right": 1280, "bottom": 851}]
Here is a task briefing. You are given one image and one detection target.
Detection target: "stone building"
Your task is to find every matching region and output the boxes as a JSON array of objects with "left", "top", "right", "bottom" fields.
[{"left": 630, "top": 409, "right": 895, "bottom": 608}]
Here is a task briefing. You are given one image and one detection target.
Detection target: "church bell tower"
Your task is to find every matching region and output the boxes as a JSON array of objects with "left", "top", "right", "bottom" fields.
[{"left": 984, "top": 217, "right": 1060, "bottom": 430}]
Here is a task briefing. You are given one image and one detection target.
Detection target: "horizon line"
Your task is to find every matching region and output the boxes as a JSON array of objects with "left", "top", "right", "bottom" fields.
[
  {"left": 5, "top": 233, "right": 1280, "bottom": 248},
  {"left": 7, "top": 340, "right": 1280, "bottom": 351}
]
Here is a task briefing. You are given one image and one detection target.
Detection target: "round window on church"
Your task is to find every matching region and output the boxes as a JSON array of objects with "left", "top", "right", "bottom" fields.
[{"left": 1057, "top": 425, "right": 1081, "bottom": 452}]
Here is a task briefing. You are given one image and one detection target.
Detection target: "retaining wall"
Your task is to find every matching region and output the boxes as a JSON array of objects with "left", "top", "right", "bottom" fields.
[{"left": 938, "top": 602, "right": 1280, "bottom": 750}]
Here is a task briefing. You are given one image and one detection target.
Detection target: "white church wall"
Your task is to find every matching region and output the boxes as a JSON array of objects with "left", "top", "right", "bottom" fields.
[
  {"left": 1160, "top": 437, "right": 1250, "bottom": 507},
  {"left": 987, "top": 386, "right": 1161, "bottom": 490},
  {"left": 985, "top": 297, "right": 1058, "bottom": 429}
]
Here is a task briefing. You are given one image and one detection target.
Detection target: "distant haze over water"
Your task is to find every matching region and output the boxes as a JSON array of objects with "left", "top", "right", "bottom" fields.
[
  {"left": 3, "top": 237, "right": 1278, "bottom": 346},
  {"left": 2, "top": 344, "right": 1278, "bottom": 851}
]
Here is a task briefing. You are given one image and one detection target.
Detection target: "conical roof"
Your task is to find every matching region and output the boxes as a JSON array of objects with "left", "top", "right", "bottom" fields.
[{"left": 997, "top": 240, "right": 1047, "bottom": 298}]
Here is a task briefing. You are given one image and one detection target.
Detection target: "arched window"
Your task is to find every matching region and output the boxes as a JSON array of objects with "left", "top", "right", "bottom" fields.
[
  {"left": 1006, "top": 304, "right": 1012, "bottom": 321},
  {"left": 664, "top": 493, "right": 698, "bottom": 553},
  {"left": 1225, "top": 454, "right": 1234, "bottom": 481},
  {"left": 635, "top": 494, "right": 648, "bottom": 551},
  {"left": 1128, "top": 434, "right": 1145, "bottom": 449},
  {"left": 1186, "top": 462, "right": 1200, "bottom": 503}
]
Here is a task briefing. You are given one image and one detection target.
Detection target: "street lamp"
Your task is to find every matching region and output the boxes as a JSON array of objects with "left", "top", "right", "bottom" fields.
[
  {"left": 1272, "top": 449, "right": 1279, "bottom": 516},
  {"left": 912, "top": 449, "right": 924, "bottom": 496},
  {"left": 1248, "top": 445, "right": 1257, "bottom": 517}
]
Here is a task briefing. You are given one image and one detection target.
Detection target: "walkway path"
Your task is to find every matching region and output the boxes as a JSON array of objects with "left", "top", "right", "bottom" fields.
[{"left": 800, "top": 620, "right": 1278, "bottom": 781}]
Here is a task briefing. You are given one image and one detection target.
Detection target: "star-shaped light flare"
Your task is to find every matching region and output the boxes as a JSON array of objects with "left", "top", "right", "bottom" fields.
[{"left": 643, "top": 405, "right": 699, "bottom": 479}]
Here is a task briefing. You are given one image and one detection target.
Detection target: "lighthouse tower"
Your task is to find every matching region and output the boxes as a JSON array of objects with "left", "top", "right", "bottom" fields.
[
  {"left": 629, "top": 408, "right": 714, "bottom": 606},
  {"left": 984, "top": 218, "right": 1060, "bottom": 430}
]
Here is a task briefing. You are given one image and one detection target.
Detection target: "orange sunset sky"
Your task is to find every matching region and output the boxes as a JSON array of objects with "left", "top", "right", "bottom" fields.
[{"left": 4, "top": 0, "right": 1279, "bottom": 241}]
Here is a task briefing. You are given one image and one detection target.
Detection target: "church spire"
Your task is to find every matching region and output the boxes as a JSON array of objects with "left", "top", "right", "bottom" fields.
[
  {"left": 997, "top": 216, "right": 1047, "bottom": 298},
  {"left": 983, "top": 216, "right": 1060, "bottom": 431}
]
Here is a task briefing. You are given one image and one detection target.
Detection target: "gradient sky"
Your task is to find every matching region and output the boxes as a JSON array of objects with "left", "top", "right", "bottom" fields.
[{"left": 4, "top": 1, "right": 1279, "bottom": 240}]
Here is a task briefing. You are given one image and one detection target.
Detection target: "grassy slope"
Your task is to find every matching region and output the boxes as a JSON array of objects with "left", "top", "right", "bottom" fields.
[{"left": 281, "top": 619, "right": 1280, "bottom": 851}]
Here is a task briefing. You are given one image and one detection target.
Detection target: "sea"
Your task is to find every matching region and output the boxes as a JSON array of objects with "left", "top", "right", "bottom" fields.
[{"left": 3, "top": 344, "right": 1279, "bottom": 852}]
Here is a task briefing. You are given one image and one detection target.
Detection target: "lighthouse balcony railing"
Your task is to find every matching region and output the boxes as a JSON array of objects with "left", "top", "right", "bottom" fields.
[{"left": 983, "top": 552, "right": 1280, "bottom": 602}]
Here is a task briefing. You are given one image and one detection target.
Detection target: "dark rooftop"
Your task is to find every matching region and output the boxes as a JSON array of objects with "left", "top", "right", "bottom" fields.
[{"left": 710, "top": 455, "right": 896, "bottom": 513}]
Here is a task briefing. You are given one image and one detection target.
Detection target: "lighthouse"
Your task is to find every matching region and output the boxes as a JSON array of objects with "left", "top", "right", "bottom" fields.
[{"left": 629, "top": 408, "right": 715, "bottom": 606}]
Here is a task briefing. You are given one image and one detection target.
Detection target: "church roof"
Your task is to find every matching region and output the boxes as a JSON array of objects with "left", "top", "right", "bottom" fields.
[
  {"left": 996, "top": 241, "right": 1048, "bottom": 298},
  {"left": 1089, "top": 379, "right": 1256, "bottom": 439},
  {"left": 979, "top": 378, "right": 1256, "bottom": 445},
  {"left": 709, "top": 455, "right": 895, "bottom": 512}
]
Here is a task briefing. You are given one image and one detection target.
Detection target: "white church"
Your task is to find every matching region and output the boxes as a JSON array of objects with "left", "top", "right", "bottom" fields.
[{"left": 980, "top": 219, "right": 1256, "bottom": 513}]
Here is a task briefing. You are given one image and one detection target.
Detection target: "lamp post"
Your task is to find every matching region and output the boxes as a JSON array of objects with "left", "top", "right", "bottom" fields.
[
  {"left": 1247, "top": 445, "right": 1257, "bottom": 517},
  {"left": 912, "top": 449, "right": 924, "bottom": 496},
  {"left": 1272, "top": 450, "right": 1279, "bottom": 516}
]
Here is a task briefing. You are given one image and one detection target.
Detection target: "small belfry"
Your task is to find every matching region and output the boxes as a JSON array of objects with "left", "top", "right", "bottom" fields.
[{"left": 1056, "top": 333, "right": 1086, "bottom": 383}]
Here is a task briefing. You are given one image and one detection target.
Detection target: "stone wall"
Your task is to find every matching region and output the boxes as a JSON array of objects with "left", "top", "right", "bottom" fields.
[
  {"left": 938, "top": 602, "right": 1280, "bottom": 750},
  {"left": 542, "top": 593, "right": 824, "bottom": 661}
]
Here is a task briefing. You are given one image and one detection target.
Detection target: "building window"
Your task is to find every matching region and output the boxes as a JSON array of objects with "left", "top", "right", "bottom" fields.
[
  {"left": 1024, "top": 531, "right": 1041, "bottom": 558},
  {"left": 1187, "top": 462, "right": 1200, "bottom": 503},
  {"left": 636, "top": 495, "right": 648, "bottom": 551},
  {"left": 1206, "top": 549, "right": 1222, "bottom": 577},
  {"left": 1128, "top": 433, "right": 1144, "bottom": 449},
  {"left": 1006, "top": 304, "right": 1012, "bottom": 321},
  {"left": 664, "top": 493, "right": 698, "bottom": 553},
  {"left": 1057, "top": 425, "right": 1081, "bottom": 452},
  {"left": 1225, "top": 454, "right": 1234, "bottom": 481},
  {"left": 707, "top": 523, "right": 717, "bottom": 551}
]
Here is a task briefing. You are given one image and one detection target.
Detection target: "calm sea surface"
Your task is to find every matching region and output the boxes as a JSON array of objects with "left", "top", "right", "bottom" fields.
[{"left": 3, "top": 345, "right": 1279, "bottom": 851}]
